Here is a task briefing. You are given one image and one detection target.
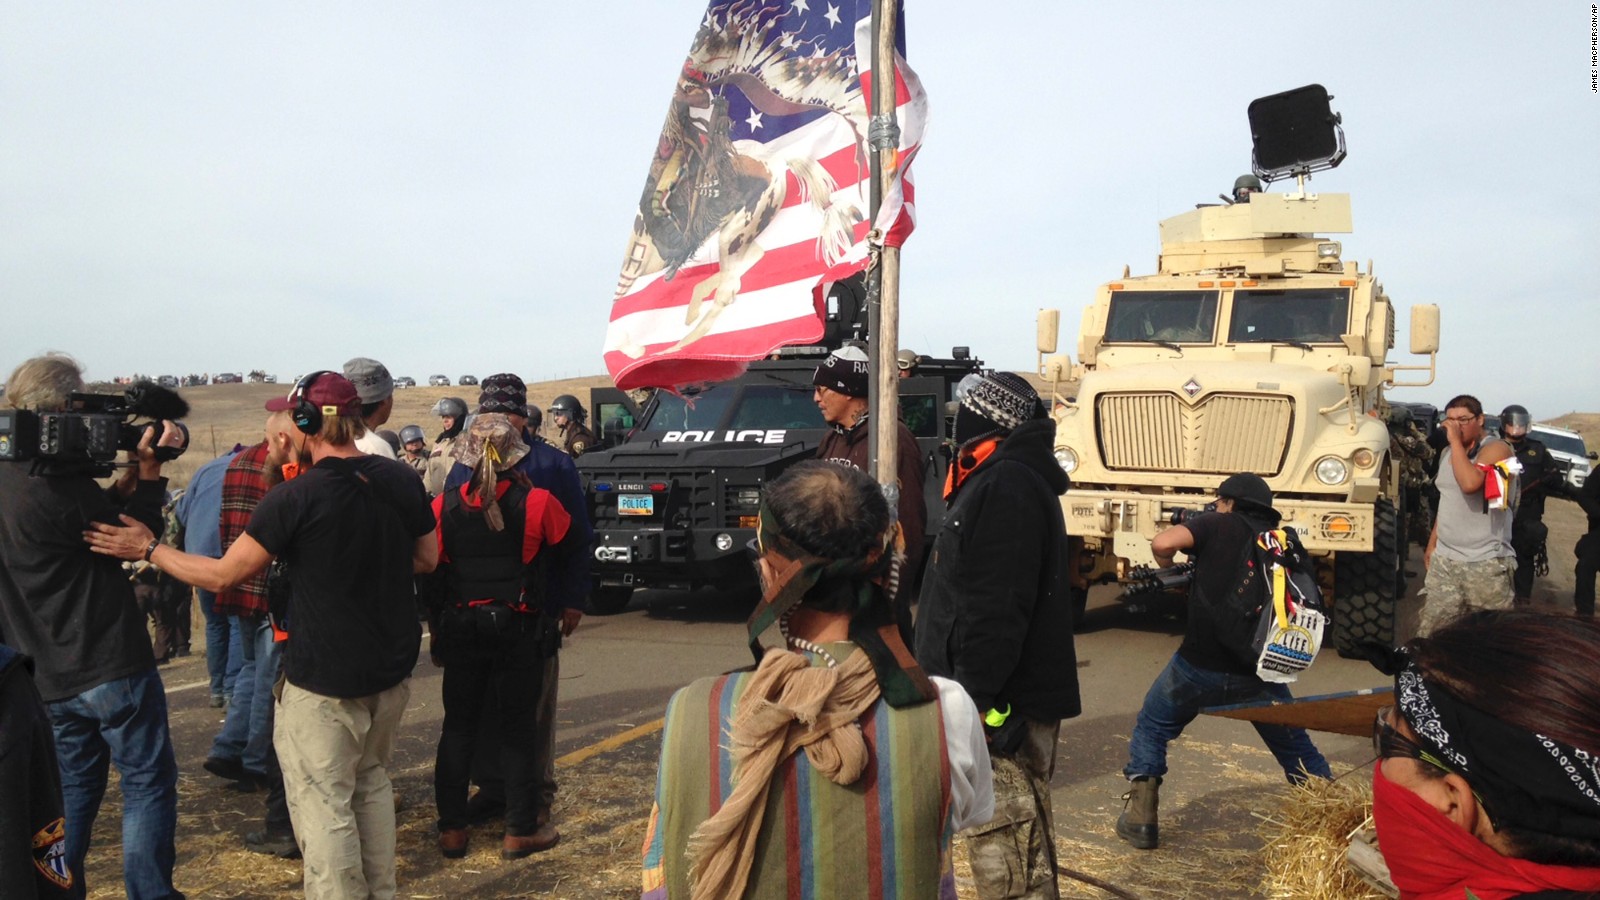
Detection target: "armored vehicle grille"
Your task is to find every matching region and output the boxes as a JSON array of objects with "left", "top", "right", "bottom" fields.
[{"left": 1097, "top": 392, "right": 1292, "bottom": 475}]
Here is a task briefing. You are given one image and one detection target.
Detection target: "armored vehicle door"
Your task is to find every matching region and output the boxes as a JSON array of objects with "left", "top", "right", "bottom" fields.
[{"left": 589, "top": 387, "right": 641, "bottom": 451}]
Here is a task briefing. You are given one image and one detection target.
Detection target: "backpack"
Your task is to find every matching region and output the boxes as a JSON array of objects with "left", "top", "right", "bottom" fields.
[{"left": 1210, "top": 525, "right": 1328, "bottom": 683}]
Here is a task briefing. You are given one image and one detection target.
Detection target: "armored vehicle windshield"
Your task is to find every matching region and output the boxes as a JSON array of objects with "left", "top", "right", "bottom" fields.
[
  {"left": 1104, "top": 290, "right": 1220, "bottom": 344},
  {"left": 644, "top": 382, "right": 825, "bottom": 432},
  {"left": 1228, "top": 288, "right": 1351, "bottom": 344}
]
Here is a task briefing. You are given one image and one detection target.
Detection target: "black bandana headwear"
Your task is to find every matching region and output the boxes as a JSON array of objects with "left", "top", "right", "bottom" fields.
[
  {"left": 1395, "top": 660, "right": 1600, "bottom": 841},
  {"left": 746, "top": 504, "right": 936, "bottom": 709}
]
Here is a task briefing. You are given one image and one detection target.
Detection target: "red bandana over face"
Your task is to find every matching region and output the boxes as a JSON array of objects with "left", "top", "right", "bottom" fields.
[{"left": 1371, "top": 763, "right": 1600, "bottom": 899}]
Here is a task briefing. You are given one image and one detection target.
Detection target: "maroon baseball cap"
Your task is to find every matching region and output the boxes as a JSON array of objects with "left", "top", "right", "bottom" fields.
[{"left": 265, "top": 371, "right": 363, "bottom": 417}]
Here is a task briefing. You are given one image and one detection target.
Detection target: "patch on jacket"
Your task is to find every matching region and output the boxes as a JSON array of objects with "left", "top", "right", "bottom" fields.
[{"left": 33, "top": 816, "right": 72, "bottom": 890}]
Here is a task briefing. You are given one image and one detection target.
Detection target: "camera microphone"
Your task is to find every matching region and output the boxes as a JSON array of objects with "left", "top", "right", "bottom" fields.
[{"left": 124, "top": 382, "right": 190, "bottom": 422}]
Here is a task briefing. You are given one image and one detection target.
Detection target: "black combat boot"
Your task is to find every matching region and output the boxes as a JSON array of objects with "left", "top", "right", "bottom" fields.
[{"left": 1116, "top": 775, "right": 1161, "bottom": 849}]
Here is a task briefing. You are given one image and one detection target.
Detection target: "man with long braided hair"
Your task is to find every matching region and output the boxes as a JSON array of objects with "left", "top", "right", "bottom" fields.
[{"left": 642, "top": 462, "right": 993, "bottom": 899}]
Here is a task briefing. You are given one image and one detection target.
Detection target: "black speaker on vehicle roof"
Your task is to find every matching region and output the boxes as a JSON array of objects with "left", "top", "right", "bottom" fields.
[{"left": 1248, "top": 84, "right": 1346, "bottom": 184}]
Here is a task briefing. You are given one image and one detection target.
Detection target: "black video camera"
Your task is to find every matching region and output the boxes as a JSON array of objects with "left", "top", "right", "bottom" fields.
[
  {"left": 1166, "top": 502, "right": 1218, "bottom": 525},
  {"left": 0, "top": 382, "right": 189, "bottom": 476}
]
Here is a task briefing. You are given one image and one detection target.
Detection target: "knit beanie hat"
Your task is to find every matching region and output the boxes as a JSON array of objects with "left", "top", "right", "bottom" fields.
[
  {"left": 956, "top": 371, "right": 1044, "bottom": 441},
  {"left": 811, "top": 346, "right": 870, "bottom": 398},
  {"left": 477, "top": 373, "right": 527, "bottom": 415}
]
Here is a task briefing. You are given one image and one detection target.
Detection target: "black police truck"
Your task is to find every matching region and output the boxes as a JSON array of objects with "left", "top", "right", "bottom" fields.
[{"left": 577, "top": 344, "right": 984, "bottom": 614}]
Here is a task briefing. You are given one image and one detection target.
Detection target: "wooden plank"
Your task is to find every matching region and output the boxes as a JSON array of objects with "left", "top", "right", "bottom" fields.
[{"left": 1201, "top": 686, "right": 1393, "bottom": 737}]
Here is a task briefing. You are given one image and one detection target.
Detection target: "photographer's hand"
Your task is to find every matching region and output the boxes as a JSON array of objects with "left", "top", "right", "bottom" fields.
[{"left": 84, "top": 514, "right": 157, "bottom": 561}]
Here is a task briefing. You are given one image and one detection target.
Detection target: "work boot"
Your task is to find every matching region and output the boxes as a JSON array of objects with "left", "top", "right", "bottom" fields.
[
  {"left": 501, "top": 823, "right": 559, "bottom": 860},
  {"left": 1116, "top": 776, "right": 1161, "bottom": 850},
  {"left": 244, "top": 829, "right": 301, "bottom": 859},
  {"left": 438, "top": 828, "right": 468, "bottom": 859}
]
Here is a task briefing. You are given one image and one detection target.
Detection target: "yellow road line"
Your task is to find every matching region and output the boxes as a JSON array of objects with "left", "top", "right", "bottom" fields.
[{"left": 556, "top": 718, "right": 664, "bottom": 768}]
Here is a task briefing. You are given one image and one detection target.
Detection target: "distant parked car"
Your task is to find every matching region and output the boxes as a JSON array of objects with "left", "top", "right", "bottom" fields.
[
  {"left": 263, "top": 374, "right": 278, "bottom": 384},
  {"left": 395, "top": 376, "right": 416, "bottom": 389},
  {"left": 429, "top": 374, "right": 451, "bottom": 386},
  {"left": 212, "top": 372, "right": 242, "bottom": 384},
  {"left": 1531, "top": 424, "right": 1596, "bottom": 489},
  {"left": 459, "top": 375, "right": 478, "bottom": 386},
  {"left": 156, "top": 375, "right": 179, "bottom": 388}
]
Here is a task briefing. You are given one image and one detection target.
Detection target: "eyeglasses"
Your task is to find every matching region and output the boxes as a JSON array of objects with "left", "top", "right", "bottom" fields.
[
  {"left": 1373, "top": 705, "right": 1435, "bottom": 762},
  {"left": 1444, "top": 415, "right": 1478, "bottom": 424}
]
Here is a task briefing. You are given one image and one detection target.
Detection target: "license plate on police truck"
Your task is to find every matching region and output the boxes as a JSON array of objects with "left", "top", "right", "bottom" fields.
[{"left": 618, "top": 494, "right": 653, "bottom": 516}]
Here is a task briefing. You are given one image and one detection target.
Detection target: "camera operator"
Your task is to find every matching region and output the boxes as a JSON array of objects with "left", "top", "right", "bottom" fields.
[
  {"left": 0, "top": 353, "right": 186, "bottom": 900},
  {"left": 1114, "top": 473, "right": 1331, "bottom": 852}
]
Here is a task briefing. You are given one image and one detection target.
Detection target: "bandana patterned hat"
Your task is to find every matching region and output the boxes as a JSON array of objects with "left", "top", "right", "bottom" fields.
[
  {"left": 963, "top": 371, "right": 1042, "bottom": 431},
  {"left": 451, "top": 412, "right": 529, "bottom": 473},
  {"left": 811, "top": 346, "right": 870, "bottom": 398},
  {"left": 477, "top": 373, "right": 527, "bottom": 415}
]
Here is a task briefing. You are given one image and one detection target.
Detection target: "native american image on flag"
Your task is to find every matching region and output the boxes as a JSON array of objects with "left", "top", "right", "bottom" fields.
[{"left": 604, "top": 0, "right": 926, "bottom": 391}]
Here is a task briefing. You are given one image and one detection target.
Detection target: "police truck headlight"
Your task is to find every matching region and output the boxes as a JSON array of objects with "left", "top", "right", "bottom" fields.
[
  {"left": 1055, "top": 447, "right": 1078, "bottom": 474},
  {"left": 1314, "top": 456, "right": 1349, "bottom": 485},
  {"left": 714, "top": 533, "right": 734, "bottom": 552}
]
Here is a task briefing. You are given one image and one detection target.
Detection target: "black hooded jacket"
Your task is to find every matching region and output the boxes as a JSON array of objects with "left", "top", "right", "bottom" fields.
[{"left": 913, "top": 418, "right": 1081, "bottom": 722}]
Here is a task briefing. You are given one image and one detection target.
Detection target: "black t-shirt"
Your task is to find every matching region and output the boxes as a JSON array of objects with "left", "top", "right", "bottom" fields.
[
  {"left": 246, "top": 455, "right": 434, "bottom": 698},
  {"left": 1177, "top": 511, "right": 1262, "bottom": 675},
  {"left": 0, "top": 464, "right": 163, "bottom": 702}
]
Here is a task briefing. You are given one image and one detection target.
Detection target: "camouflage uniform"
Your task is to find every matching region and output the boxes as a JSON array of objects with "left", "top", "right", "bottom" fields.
[
  {"left": 1418, "top": 556, "right": 1515, "bottom": 636},
  {"left": 963, "top": 719, "right": 1061, "bottom": 899}
]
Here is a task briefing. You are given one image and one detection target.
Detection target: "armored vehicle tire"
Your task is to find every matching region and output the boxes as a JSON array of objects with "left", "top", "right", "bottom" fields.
[
  {"left": 588, "top": 585, "right": 635, "bottom": 616},
  {"left": 1332, "top": 499, "right": 1402, "bottom": 659}
]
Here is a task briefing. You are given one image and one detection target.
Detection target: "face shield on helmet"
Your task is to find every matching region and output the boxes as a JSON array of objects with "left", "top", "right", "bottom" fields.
[{"left": 1500, "top": 405, "right": 1531, "bottom": 440}]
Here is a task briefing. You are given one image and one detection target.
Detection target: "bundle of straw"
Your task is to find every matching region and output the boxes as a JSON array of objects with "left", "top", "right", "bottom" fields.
[{"left": 1255, "top": 775, "right": 1396, "bottom": 899}]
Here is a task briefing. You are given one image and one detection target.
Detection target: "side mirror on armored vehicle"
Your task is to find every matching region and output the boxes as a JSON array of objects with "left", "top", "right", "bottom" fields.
[
  {"left": 1036, "top": 309, "right": 1060, "bottom": 354},
  {"left": 1043, "top": 354, "right": 1070, "bottom": 383},
  {"left": 1409, "top": 305, "right": 1440, "bottom": 355}
]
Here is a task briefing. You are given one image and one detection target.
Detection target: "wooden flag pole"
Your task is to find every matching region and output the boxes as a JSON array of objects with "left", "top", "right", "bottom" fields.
[{"left": 865, "top": 0, "right": 901, "bottom": 498}]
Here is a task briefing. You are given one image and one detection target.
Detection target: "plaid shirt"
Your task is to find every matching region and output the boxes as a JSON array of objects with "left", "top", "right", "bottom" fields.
[{"left": 214, "top": 442, "right": 271, "bottom": 617}]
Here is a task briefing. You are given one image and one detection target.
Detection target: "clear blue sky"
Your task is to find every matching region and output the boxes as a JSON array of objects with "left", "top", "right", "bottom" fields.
[{"left": 3, "top": 2, "right": 1596, "bottom": 416}]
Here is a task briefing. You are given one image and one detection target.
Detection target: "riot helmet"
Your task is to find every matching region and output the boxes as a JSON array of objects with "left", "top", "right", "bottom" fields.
[
  {"left": 399, "top": 424, "right": 426, "bottom": 446},
  {"left": 431, "top": 396, "right": 468, "bottom": 419},
  {"left": 1499, "top": 404, "right": 1531, "bottom": 441},
  {"left": 1232, "top": 174, "right": 1263, "bottom": 203},
  {"left": 549, "top": 394, "right": 586, "bottom": 424}
]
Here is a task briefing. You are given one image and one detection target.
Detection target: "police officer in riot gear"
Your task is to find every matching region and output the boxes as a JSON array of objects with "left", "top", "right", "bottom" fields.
[
  {"left": 1500, "top": 404, "right": 1564, "bottom": 605},
  {"left": 547, "top": 395, "right": 596, "bottom": 458}
]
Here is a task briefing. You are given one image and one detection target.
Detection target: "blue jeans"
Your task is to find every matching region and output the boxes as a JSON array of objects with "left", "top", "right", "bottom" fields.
[
  {"left": 48, "top": 667, "right": 183, "bottom": 900},
  {"left": 198, "top": 589, "right": 242, "bottom": 698},
  {"left": 210, "top": 615, "right": 281, "bottom": 772},
  {"left": 1125, "top": 652, "right": 1331, "bottom": 784}
]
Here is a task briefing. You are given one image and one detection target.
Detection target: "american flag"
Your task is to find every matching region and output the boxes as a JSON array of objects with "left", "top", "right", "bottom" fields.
[{"left": 603, "top": 0, "right": 926, "bottom": 391}]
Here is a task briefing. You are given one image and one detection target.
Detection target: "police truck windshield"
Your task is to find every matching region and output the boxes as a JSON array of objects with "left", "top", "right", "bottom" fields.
[
  {"left": 1104, "top": 291, "right": 1220, "bottom": 344},
  {"left": 644, "top": 384, "right": 825, "bottom": 431},
  {"left": 1228, "top": 288, "right": 1351, "bottom": 344}
]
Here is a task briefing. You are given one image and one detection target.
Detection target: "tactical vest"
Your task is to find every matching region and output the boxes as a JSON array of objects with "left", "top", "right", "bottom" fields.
[{"left": 440, "top": 483, "right": 543, "bottom": 611}]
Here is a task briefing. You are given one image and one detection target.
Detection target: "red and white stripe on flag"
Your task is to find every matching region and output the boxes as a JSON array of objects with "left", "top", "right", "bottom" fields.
[{"left": 602, "top": 0, "right": 927, "bottom": 392}]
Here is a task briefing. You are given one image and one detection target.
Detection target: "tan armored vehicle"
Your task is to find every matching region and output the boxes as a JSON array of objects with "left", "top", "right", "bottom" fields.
[{"left": 1038, "top": 85, "right": 1439, "bottom": 654}]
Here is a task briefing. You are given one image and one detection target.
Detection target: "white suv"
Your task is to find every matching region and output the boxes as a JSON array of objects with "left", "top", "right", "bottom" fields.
[{"left": 1531, "top": 424, "right": 1595, "bottom": 489}]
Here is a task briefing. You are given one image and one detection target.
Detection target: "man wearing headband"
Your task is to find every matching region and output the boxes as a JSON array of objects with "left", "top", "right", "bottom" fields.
[
  {"left": 1421, "top": 394, "right": 1516, "bottom": 635},
  {"left": 914, "top": 372, "right": 1080, "bottom": 899},
  {"left": 642, "top": 462, "right": 992, "bottom": 899},
  {"left": 1373, "top": 610, "right": 1600, "bottom": 898}
]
